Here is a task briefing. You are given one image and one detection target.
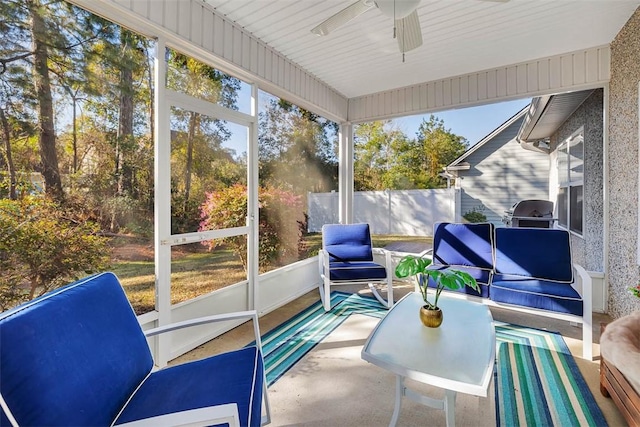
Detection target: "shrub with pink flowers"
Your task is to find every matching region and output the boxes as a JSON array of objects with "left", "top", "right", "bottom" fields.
[{"left": 199, "top": 184, "right": 304, "bottom": 270}]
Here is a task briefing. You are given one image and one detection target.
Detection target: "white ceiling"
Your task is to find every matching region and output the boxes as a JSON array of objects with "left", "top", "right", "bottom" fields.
[{"left": 203, "top": 0, "right": 639, "bottom": 99}]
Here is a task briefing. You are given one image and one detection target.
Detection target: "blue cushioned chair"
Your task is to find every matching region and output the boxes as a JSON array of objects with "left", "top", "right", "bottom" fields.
[
  {"left": 492, "top": 227, "right": 593, "bottom": 359},
  {"left": 492, "top": 227, "right": 581, "bottom": 315},
  {"left": 426, "top": 222, "right": 495, "bottom": 298},
  {"left": 319, "top": 223, "right": 393, "bottom": 311},
  {"left": 0, "top": 272, "right": 270, "bottom": 427}
]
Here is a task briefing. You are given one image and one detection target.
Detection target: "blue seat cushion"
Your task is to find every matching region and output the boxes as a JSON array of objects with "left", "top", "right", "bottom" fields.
[
  {"left": 491, "top": 274, "right": 583, "bottom": 316},
  {"left": 115, "top": 346, "right": 264, "bottom": 427},
  {"left": 424, "top": 265, "right": 491, "bottom": 298},
  {"left": 432, "top": 222, "right": 494, "bottom": 271},
  {"left": 328, "top": 261, "right": 387, "bottom": 281},
  {"left": 0, "top": 272, "right": 153, "bottom": 427}
]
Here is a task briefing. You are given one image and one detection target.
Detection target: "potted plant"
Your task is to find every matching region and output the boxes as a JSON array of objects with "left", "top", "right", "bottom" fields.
[{"left": 395, "top": 255, "right": 480, "bottom": 327}]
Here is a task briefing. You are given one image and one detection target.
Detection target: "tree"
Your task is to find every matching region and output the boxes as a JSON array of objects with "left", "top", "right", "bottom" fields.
[
  {"left": 27, "top": 0, "right": 63, "bottom": 199},
  {"left": 166, "top": 50, "right": 242, "bottom": 232},
  {"left": 390, "top": 115, "right": 467, "bottom": 189},
  {"left": 354, "top": 120, "right": 408, "bottom": 190},
  {"left": 0, "top": 196, "right": 109, "bottom": 310},
  {"left": 258, "top": 98, "right": 338, "bottom": 193},
  {"left": 352, "top": 116, "right": 468, "bottom": 190},
  {"left": 0, "top": 107, "right": 17, "bottom": 199},
  {"left": 0, "top": 0, "right": 119, "bottom": 201}
]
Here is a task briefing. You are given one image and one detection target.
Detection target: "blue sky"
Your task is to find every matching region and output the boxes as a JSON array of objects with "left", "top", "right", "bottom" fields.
[{"left": 392, "top": 98, "right": 531, "bottom": 146}]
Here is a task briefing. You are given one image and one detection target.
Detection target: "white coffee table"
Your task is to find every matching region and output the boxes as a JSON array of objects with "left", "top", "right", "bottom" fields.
[{"left": 361, "top": 292, "right": 495, "bottom": 427}]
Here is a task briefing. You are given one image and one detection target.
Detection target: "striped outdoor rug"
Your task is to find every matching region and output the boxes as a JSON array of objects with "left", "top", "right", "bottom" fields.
[
  {"left": 495, "top": 323, "right": 607, "bottom": 426},
  {"left": 259, "top": 291, "right": 607, "bottom": 426},
  {"left": 260, "top": 291, "right": 385, "bottom": 385}
]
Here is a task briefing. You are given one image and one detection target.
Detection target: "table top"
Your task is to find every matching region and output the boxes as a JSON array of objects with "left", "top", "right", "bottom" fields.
[{"left": 361, "top": 292, "right": 495, "bottom": 396}]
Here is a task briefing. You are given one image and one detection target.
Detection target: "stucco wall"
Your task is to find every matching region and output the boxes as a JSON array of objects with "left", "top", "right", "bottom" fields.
[
  {"left": 609, "top": 7, "right": 640, "bottom": 318},
  {"left": 549, "top": 90, "right": 604, "bottom": 272}
]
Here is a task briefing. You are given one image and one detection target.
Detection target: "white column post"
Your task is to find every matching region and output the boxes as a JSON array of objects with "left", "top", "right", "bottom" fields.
[
  {"left": 339, "top": 122, "right": 354, "bottom": 224},
  {"left": 248, "top": 83, "right": 259, "bottom": 311},
  {"left": 154, "top": 37, "right": 172, "bottom": 367}
]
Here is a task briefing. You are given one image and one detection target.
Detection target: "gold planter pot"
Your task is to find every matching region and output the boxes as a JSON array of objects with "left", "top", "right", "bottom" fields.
[{"left": 419, "top": 306, "right": 443, "bottom": 328}]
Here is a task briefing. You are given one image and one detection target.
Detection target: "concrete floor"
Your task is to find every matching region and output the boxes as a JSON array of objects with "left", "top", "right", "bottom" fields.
[{"left": 173, "top": 281, "right": 626, "bottom": 426}]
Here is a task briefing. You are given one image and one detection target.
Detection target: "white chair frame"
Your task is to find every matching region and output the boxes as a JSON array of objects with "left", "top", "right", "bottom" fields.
[{"left": 318, "top": 247, "right": 394, "bottom": 312}]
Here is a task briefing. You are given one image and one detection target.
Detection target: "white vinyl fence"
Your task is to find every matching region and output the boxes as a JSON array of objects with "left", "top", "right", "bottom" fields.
[{"left": 308, "top": 188, "right": 456, "bottom": 236}]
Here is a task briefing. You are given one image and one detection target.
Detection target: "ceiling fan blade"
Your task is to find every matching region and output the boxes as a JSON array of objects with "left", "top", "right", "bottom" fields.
[
  {"left": 396, "top": 10, "right": 422, "bottom": 53},
  {"left": 311, "top": 0, "right": 373, "bottom": 36}
]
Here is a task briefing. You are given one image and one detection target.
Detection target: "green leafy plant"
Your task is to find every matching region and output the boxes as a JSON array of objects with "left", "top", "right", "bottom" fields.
[
  {"left": 395, "top": 255, "right": 480, "bottom": 310},
  {"left": 629, "top": 283, "right": 640, "bottom": 298},
  {"left": 0, "top": 196, "right": 109, "bottom": 310},
  {"left": 463, "top": 205, "right": 487, "bottom": 223}
]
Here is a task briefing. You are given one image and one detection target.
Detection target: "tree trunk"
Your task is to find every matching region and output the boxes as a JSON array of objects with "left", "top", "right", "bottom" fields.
[
  {"left": 72, "top": 96, "right": 77, "bottom": 174},
  {"left": 0, "top": 107, "right": 17, "bottom": 200},
  {"left": 116, "top": 29, "right": 134, "bottom": 196},
  {"left": 28, "top": 0, "right": 63, "bottom": 200},
  {"left": 184, "top": 111, "right": 198, "bottom": 210}
]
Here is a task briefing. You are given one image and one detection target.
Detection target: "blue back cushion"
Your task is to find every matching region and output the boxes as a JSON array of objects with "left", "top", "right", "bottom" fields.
[
  {"left": 322, "top": 223, "right": 374, "bottom": 262},
  {"left": 494, "top": 228, "right": 573, "bottom": 282},
  {"left": 0, "top": 272, "right": 153, "bottom": 426},
  {"left": 432, "top": 222, "right": 494, "bottom": 270}
]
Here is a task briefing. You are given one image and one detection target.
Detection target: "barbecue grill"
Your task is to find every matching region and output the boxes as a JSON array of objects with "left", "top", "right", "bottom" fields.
[{"left": 503, "top": 199, "right": 555, "bottom": 228}]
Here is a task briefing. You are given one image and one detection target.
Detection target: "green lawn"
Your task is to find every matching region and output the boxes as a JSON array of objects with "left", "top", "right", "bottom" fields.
[{"left": 112, "top": 234, "right": 431, "bottom": 315}]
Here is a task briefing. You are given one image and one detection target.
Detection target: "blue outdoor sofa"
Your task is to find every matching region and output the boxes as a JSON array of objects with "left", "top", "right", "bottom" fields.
[
  {"left": 424, "top": 222, "right": 593, "bottom": 360},
  {"left": 0, "top": 272, "right": 270, "bottom": 426}
]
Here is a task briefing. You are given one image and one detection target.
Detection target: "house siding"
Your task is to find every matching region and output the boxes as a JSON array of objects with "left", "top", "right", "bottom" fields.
[
  {"left": 458, "top": 115, "right": 550, "bottom": 226},
  {"left": 609, "top": 7, "right": 640, "bottom": 318},
  {"left": 548, "top": 89, "right": 604, "bottom": 273}
]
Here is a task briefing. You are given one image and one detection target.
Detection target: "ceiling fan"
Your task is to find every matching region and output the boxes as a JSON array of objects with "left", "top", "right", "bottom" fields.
[{"left": 311, "top": 0, "right": 510, "bottom": 56}]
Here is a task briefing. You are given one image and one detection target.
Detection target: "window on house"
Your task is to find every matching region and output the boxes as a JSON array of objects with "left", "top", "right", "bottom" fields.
[{"left": 557, "top": 128, "right": 584, "bottom": 235}]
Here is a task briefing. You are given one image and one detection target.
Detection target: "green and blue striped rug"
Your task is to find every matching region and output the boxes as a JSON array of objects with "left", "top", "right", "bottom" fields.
[{"left": 259, "top": 291, "right": 606, "bottom": 426}]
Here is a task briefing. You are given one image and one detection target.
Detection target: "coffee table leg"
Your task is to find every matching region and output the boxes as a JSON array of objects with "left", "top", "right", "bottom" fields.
[
  {"left": 389, "top": 376, "right": 458, "bottom": 427},
  {"left": 389, "top": 375, "right": 404, "bottom": 427},
  {"left": 444, "top": 389, "right": 457, "bottom": 427}
]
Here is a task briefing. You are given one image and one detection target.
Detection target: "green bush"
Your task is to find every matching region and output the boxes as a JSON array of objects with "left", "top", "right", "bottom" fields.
[
  {"left": 462, "top": 206, "right": 487, "bottom": 223},
  {"left": 198, "top": 184, "right": 304, "bottom": 270},
  {"left": 0, "top": 196, "right": 110, "bottom": 310}
]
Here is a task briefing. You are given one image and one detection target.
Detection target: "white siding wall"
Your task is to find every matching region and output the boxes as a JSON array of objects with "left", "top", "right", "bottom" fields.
[{"left": 458, "top": 115, "right": 550, "bottom": 226}]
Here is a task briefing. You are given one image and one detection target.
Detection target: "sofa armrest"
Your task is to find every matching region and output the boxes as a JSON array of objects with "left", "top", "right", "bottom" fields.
[
  {"left": 573, "top": 263, "right": 593, "bottom": 361},
  {"left": 318, "top": 249, "right": 329, "bottom": 276},
  {"left": 573, "top": 263, "right": 593, "bottom": 315},
  {"left": 115, "top": 403, "right": 240, "bottom": 427}
]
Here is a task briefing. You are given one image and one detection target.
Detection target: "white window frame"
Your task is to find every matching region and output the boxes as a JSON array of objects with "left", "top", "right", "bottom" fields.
[{"left": 556, "top": 126, "right": 584, "bottom": 237}]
